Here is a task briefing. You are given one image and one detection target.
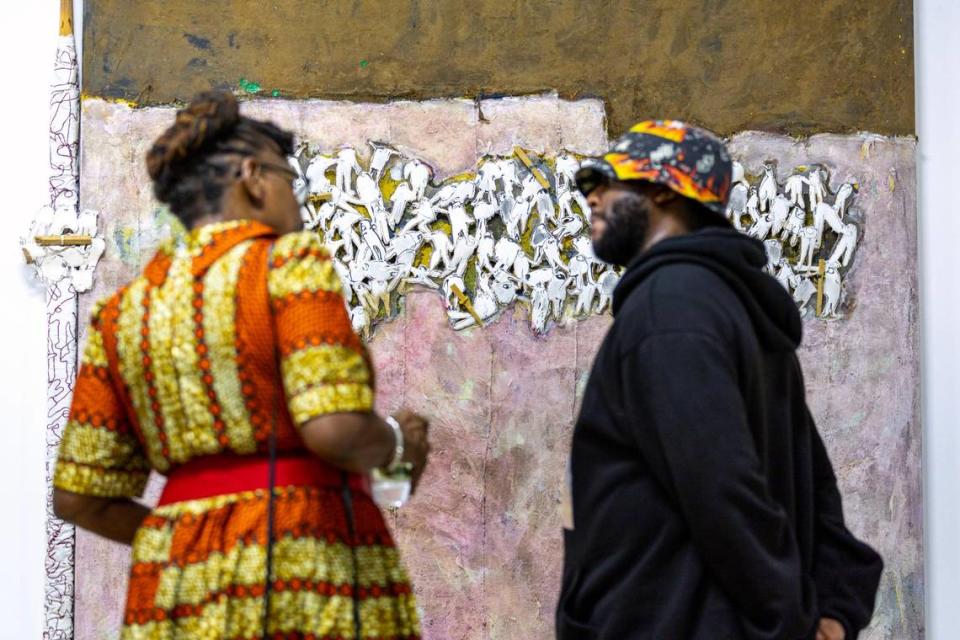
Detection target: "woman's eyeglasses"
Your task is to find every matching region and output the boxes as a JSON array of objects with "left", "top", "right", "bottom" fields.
[{"left": 258, "top": 160, "right": 310, "bottom": 207}]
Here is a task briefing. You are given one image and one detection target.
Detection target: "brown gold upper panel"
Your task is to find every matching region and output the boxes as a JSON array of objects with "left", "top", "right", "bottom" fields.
[{"left": 82, "top": 0, "right": 914, "bottom": 137}]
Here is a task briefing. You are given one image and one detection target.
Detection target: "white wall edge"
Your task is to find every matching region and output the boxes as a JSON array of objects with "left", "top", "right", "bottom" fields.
[{"left": 916, "top": 0, "right": 960, "bottom": 638}]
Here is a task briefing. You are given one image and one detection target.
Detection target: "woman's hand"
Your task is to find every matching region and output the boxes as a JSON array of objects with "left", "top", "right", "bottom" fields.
[
  {"left": 816, "top": 618, "right": 845, "bottom": 640},
  {"left": 299, "top": 410, "right": 430, "bottom": 488},
  {"left": 394, "top": 409, "right": 431, "bottom": 492},
  {"left": 52, "top": 489, "right": 150, "bottom": 545}
]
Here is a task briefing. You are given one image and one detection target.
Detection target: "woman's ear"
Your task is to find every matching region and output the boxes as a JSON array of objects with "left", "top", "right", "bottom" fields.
[{"left": 238, "top": 156, "right": 267, "bottom": 204}]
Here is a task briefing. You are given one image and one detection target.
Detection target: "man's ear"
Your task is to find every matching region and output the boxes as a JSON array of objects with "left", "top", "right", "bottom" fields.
[
  {"left": 650, "top": 187, "right": 678, "bottom": 206},
  {"left": 238, "top": 156, "right": 267, "bottom": 204}
]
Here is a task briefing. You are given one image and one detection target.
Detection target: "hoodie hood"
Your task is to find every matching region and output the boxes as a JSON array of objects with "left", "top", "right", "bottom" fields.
[{"left": 612, "top": 228, "right": 802, "bottom": 351}]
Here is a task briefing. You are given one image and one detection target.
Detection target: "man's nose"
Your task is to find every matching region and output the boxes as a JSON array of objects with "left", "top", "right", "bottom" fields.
[{"left": 586, "top": 193, "right": 602, "bottom": 212}]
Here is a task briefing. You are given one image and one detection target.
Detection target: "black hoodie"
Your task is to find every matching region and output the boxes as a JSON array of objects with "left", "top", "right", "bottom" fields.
[{"left": 557, "top": 228, "right": 883, "bottom": 640}]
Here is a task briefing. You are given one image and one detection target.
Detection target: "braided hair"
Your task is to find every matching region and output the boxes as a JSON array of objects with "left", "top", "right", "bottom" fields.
[{"left": 146, "top": 91, "right": 294, "bottom": 228}]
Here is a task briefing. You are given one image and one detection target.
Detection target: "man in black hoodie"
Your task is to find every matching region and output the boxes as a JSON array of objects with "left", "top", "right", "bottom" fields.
[{"left": 556, "top": 121, "right": 883, "bottom": 640}]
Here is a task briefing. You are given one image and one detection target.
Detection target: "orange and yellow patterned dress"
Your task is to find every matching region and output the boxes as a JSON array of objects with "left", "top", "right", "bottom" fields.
[{"left": 54, "top": 220, "right": 420, "bottom": 640}]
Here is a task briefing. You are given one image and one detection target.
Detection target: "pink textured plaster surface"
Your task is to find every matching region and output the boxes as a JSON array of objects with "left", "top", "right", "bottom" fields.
[
  {"left": 73, "top": 100, "right": 919, "bottom": 639},
  {"left": 478, "top": 95, "right": 563, "bottom": 157},
  {"left": 729, "top": 132, "right": 922, "bottom": 639},
  {"left": 384, "top": 99, "right": 479, "bottom": 179}
]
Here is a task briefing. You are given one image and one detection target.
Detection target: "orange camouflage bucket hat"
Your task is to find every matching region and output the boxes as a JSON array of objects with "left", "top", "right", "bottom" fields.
[{"left": 575, "top": 120, "right": 733, "bottom": 216}]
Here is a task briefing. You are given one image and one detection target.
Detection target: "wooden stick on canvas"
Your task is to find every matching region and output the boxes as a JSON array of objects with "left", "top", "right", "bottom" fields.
[{"left": 514, "top": 146, "right": 551, "bottom": 190}]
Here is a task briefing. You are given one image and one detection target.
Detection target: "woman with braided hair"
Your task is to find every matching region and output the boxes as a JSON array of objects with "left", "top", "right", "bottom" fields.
[{"left": 52, "top": 91, "right": 428, "bottom": 639}]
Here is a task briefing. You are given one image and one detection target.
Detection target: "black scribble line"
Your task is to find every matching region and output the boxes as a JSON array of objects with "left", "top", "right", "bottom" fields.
[{"left": 44, "top": 34, "right": 80, "bottom": 640}]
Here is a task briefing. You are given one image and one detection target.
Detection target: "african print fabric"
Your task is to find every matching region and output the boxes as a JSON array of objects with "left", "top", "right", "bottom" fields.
[{"left": 54, "top": 220, "right": 419, "bottom": 639}]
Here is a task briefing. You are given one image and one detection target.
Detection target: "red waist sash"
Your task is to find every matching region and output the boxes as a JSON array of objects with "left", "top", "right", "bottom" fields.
[{"left": 158, "top": 453, "right": 371, "bottom": 506}]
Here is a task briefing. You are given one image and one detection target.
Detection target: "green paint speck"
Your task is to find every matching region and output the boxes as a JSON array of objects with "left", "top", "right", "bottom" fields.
[
  {"left": 359, "top": 59, "right": 369, "bottom": 68},
  {"left": 238, "top": 77, "right": 262, "bottom": 94},
  {"left": 271, "top": 89, "right": 281, "bottom": 97},
  {"left": 112, "top": 226, "right": 140, "bottom": 267},
  {"left": 459, "top": 380, "right": 475, "bottom": 402}
]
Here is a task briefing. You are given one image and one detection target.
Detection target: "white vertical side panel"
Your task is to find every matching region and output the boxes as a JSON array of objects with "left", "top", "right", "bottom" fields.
[
  {"left": 917, "top": 1, "right": 960, "bottom": 638},
  {"left": 44, "top": 25, "right": 81, "bottom": 640}
]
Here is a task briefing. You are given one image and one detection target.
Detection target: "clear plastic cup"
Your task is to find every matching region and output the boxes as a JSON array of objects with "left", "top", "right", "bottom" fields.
[{"left": 371, "top": 463, "right": 413, "bottom": 509}]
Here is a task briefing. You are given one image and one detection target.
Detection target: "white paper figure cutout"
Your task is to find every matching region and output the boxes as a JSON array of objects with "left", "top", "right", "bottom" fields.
[
  {"left": 336, "top": 148, "right": 362, "bottom": 195},
  {"left": 731, "top": 161, "right": 746, "bottom": 185},
  {"left": 442, "top": 274, "right": 467, "bottom": 311},
  {"left": 798, "top": 226, "right": 819, "bottom": 268},
  {"left": 775, "top": 258, "right": 796, "bottom": 291},
  {"left": 404, "top": 159, "right": 432, "bottom": 201},
  {"left": 445, "top": 202, "right": 474, "bottom": 242},
  {"left": 829, "top": 223, "right": 859, "bottom": 267},
  {"left": 306, "top": 154, "right": 337, "bottom": 194},
  {"left": 596, "top": 270, "right": 621, "bottom": 315},
  {"left": 402, "top": 199, "right": 438, "bottom": 235},
  {"left": 575, "top": 278, "right": 599, "bottom": 316},
  {"left": 770, "top": 194, "right": 791, "bottom": 237},
  {"left": 807, "top": 167, "right": 826, "bottom": 210},
  {"left": 512, "top": 251, "right": 532, "bottom": 285},
  {"left": 792, "top": 276, "right": 817, "bottom": 309},
  {"left": 404, "top": 265, "right": 441, "bottom": 289},
  {"left": 390, "top": 182, "right": 416, "bottom": 228},
  {"left": 783, "top": 206, "right": 806, "bottom": 247},
  {"left": 387, "top": 230, "right": 425, "bottom": 275},
  {"left": 572, "top": 236, "right": 597, "bottom": 263},
  {"left": 493, "top": 237, "right": 522, "bottom": 272},
  {"left": 351, "top": 305, "right": 372, "bottom": 340},
  {"left": 785, "top": 173, "right": 807, "bottom": 207},
  {"left": 356, "top": 219, "right": 388, "bottom": 263},
  {"left": 763, "top": 239, "right": 783, "bottom": 273},
  {"left": 448, "top": 273, "right": 499, "bottom": 330},
  {"left": 498, "top": 158, "right": 521, "bottom": 193},
  {"left": 472, "top": 200, "right": 499, "bottom": 236},
  {"left": 567, "top": 254, "right": 592, "bottom": 289},
  {"left": 530, "top": 283, "right": 552, "bottom": 334},
  {"left": 502, "top": 196, "right": 530, "bottom": 241},
  {"left": 476, "top": 160, "right": 502, "bottom": 202},
  {"left": 727, "top": 182, "right": 749, "bottom": 230},
  {"left": 834, "top": 183, "right": 855, "bottom": 217},
  {"left": 476, "top": 231, "right": 496, "bottom": 272},
  {"left": 430, "top": 182, "right": 460, "bottom": 208},
  {"left": 821, "top": 261, "right": 843, "bottom": 318},
  {"left": 547, "top": 273, "right": 570, "bottom": 320},
  {"left": 749, "top": 213, "right": 774, "bottom": 241},
  {"left": 426, "top": 230, "right": 453, "bottom": 272},
  {"left": 369, "top": 142, "right": 398, "bottom": 181},
  {"left": 555, "top": 153, "right": 580, "bottom": 194},
  {"left": 447, "top": 232, "right": 479, "bottom": 277},
  {"left": 759, "top": 164, "right": 778, "bottom": 212},
  {"left": 491, "top": 270, "right": 520, "bottom": 306},
  {"left": 330, "top": 207, "right": 364, "bottom": 260},
  {"left": 554, "top": 212, "right": 585, "bottom": 241},
  {"left": 745, "top": 188, "right": 761, "bottom": 224}
]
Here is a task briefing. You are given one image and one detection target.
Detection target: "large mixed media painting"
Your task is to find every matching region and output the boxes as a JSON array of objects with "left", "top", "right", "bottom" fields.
[{"left": 68, "top": 94, "right": 920, "bottom": 639}]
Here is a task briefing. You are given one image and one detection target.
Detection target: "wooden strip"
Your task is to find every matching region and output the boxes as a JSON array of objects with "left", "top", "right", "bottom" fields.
[
  {"left": 816, "top": 258, "right": 826, "bottom": 317},
  {"left": 450, "top": 283, "right": 484, "bottom": 326},
  {"left": 59, "top": 0, "right": 73, "bottom": 36},
  {"left": 513, "top": 146, "right": 550, "bottom": 190},
  {"left": 35, "top": 234, "right": 92, "bottom": 246}
]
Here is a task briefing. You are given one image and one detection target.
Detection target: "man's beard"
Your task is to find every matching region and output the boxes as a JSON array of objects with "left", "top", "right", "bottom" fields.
[{"left": 592, "top": 192, "right": 651, "bottom": 267}]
